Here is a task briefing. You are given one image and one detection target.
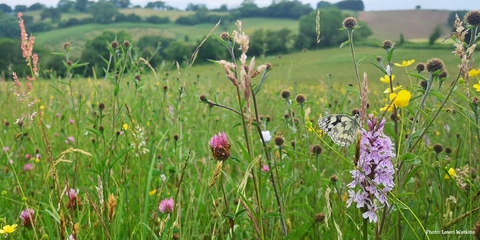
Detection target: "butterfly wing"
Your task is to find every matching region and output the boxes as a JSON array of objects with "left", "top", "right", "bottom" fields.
[{"left": 318, "top": 114, "right": 360, "bottom": 146}]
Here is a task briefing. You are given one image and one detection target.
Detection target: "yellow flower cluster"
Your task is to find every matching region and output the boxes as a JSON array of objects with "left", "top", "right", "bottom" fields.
[
  {"left": 394, "top": 59, "right": 415, "bottom": 67},
  {"left": 470, "top": 68, "right": 480, "bottom": 92}
]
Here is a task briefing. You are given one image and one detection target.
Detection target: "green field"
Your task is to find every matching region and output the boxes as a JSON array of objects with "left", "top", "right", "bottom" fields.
[{"left": 2, "top": 9, "right": 480, "bottom": 239}]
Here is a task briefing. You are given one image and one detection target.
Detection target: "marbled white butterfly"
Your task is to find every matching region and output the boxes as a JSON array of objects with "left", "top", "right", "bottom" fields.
[{"left": 318, "top": 114, "right": 360, "bottom": 147}]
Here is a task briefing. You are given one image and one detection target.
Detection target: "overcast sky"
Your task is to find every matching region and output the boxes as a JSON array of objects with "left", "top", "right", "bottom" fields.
[{"left": 2, "top": 0, "right": 476, "bottom": 11}]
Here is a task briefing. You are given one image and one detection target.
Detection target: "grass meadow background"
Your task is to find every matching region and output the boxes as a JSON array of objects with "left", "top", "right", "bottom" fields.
[{"left": 1, "top": 9, "right": 480, "bottom": 240}]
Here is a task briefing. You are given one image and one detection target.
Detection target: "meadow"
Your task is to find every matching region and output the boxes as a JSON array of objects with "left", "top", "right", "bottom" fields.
[{"left": 1, "top": 11, "right": 480, "bottom": 240}]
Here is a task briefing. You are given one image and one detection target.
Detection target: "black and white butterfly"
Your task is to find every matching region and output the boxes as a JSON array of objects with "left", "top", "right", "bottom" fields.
[{"left": 318, "top": 114, "right": 360, "bottom": 147}]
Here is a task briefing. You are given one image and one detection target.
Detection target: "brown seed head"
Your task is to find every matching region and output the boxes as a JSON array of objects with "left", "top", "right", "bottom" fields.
[
  {"left": 220, "top": 32, "right": 228, "bottom": 40},
  {"left": 420, "top": 80, "right": 428, "bottom": 89},
  {"left": 330, "top": 174, "right": 338, "bottom": 182},
  {"left": 314, "top": 213, "right": 326, "bottom": 223},
  {"left": 426, "top": 58, "right": 444, "bottom": 73},
  {"left": 438, "top": 70, "right": 448, "bottom": 79},
  {"left": 295, "top": 94, "right": 306, "bottom": 104},
  {"left": 63, "top": 42, "right": 71, "bottom": 50},
  {"left": 266, "top": 115, "right": 272, "bottom": 122},
  {"left": 274, "top": 136, "right": 284, "bottom": 146},
  {"left": 376, "top": 56, "right": 382, "bottom": 62},
  {"left": 123, "top": 40, "right": 130, "bottom": 48},
  {"left": 433, "top": 143, "right": 443, "bottom": 153},
  {"left": 416, "top": 63, "right": 425, "bottom": 73},
  {"left": 382, "top": 40, "right": 393, "bottom": 49},
  {"left": 98, "top": 103, "right": 105, "bottom": 111},
  {"left": 445, "top": 147, "right": 452, "bottom": 154},
  {"left": 465, "top": 10, "right": 480, "bottom": 26},
  {"left": 200, "top": 95, "right": 207, "bottom": 102},
  {"left": 351, "top": 108, "right": 359, "bottom": 116},
  {"left": 310, "top": 144, "right": 322, "bottom": 155},
  {"left": 66, "top": 61, "right": 73, "bottom": 66},
  {"left": 173, "top": 134, "right": 179, "bottom": 141},
  {"left": 281, "top": 90, "right": 291, "bottom": 99},
  {"left": 111, "top": 41, "right": 119, "bottom": 49},
  {"left": 342, "top": 17, "right": 358, "bottom": 29}
]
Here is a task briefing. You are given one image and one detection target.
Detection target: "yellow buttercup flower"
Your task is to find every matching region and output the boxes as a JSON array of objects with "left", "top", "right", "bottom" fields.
[
  {"left": 380, "top": 75, "right": 395, "bottom": 83},
  {"left": 39, "top": 105, "right": 45, "bottom": 110},
  {"left": 380, "top": 103, "right": 394, "bottom": 112},
  {"left": 473, "top": 80, "right": 480, "bottom": 92},
  {"left": 383, "top": 85, "right": 403, "bottom": 93},
  {"left": 0, "top": 224, "right": 17, "bottom": 235},
  {"left": 394, "top": 59, "right": 415, "bottom": 67},
  {"left": 149, "top": 189, "right": 157, "bottom": 196},
  {"left": 444, "top": 168, "right": 456, "bottom": 180},
  {"left": 123, "top": 123, "right": 129, "bottom": 131},
  {"left": 390, "top": 90, "right": 412, "bottom": 108},
  {"left": 468, "top": 69, "right": 479, "bottom": 78}
]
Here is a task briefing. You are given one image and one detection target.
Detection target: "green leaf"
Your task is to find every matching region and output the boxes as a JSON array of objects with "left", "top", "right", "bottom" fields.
[
  {"left": 400, "top": 153, "right": 420, "bottom": 164},
  {"left": 345, "top": 85, "right": 359, "bottom": 95},
  {"left": 386, "top": 46, "right": 395, "bottom": 62},
  {"left": 339, "top": 40, "right": 351, "bottom": 48},
  {"left": 367, "top": 60, "right": 387, "bottom": 75},
  {"left": 407, "top": 72, "right": 428, "bottom": 81}
]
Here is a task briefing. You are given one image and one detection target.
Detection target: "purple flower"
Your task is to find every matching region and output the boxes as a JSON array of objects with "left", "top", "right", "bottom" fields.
[
  {"left": 23, "top": 163, "right": 33, "bottom": 171},
  {"left": 158, "top": 198, "right": 174, "bottom": 213},
  {"left": 25, "top": 154, "right": 31, "bottom": 160},
  {"left": 20, "top": 208, "right": 35, "bottom": 227},
  {"left": 209, "top": 132, "right": 231, "bottom": 161},
  {"left": 69, "top": 119, "right": 75, "bottom": 125},
  {"left": 66, "top": 136, "right": 75, "bottom": 144},
  {"left": 347, "top": 114, "right": 395, "bottom": 223}
]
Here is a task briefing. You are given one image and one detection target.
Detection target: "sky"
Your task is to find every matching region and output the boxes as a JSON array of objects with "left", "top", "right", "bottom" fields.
[{"left": 0, "top": 0, "right": 476, "bottom": 11}]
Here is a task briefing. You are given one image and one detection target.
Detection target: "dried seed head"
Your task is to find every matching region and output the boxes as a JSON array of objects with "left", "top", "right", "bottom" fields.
[
  {"left": 200, "top": 95, "right": 207, "bottom": 102},
  {"left": 420, "top": 80, "right": 428, "bottom": 89},
  {"left": 98, "top": 103, "right": 105, "bottom": 111},
  {"left": 330, "top": 174, "right": 338, "bottom": 182},
  {"left": 281, "top": 90, "right": 291, "bottom": 99},
  {"left": 438, "top": 70, "right": 448, "bottom": 79},
  {"left": 416, "top": 63, "right": 425, "bottom": 73},
  {"left": 220, "top": 32, "right": 229, "bottom": 40},
  {"left": 314, "top": 213, "right": 326, "bottom": 223},
  {"left": 382, "top": 40, "right": 393, "bottom": 49},
  {"left": 111, "top": 41, "right": 119, "bottom": 49},
  {"left": 274, "top": 136, "right": 284, "bottom": 146},
  {"left": 310, "top": 144, "right": 322, "bottom": 155},
  {"left": 445, "top": 147, "right": 452, "bottom": 154},
  {"left": 123, "top": 40, "right": 130, "bottom": 48},
  {"left": 266, "top": 115, "right": 272, "bottom": 122},
  {"left": 295, "top": 94, "right": 306, "bottom": 104},
  {"left": 426, "top": 58, "right": 444, "bottom": 73},
  {"left": 63, "top": 42, "right": 71, "bottom": 51},
  {"left": 342, "top": 17, "right": 358, "bottom": 29},
  {"left": 376, "top": 56, "right": 382, "bottom": 62},
  {"left": 433, "top": 143, "right": 443, "bottom": 153},
  {"left": 465, "top": 10, "right": 480, "bottom": 26}
]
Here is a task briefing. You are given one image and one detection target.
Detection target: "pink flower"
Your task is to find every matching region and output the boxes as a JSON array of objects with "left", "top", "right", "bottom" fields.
[
  {"left": 158, "top": 198, "right": 174, "bottom": 213},
  {"left": 261, "top": 164, "right": 270, "bottom": 172},
  {"left": 69, "top": 119, "right": 75, "bottom": 124},
  {"left": 20, "top": 208, "right": 35, "bottom": 227},
  {"left": 25, "top": 154, "right": 31, "bottom": 160},
  {"left": 66, "top": 136, "right": 75, "bottom": 144},
  {"left": 209, "top": 132, "right": 231, "bottom": 161},
  {"left": 56, "top": 113, "right": 61, "bottom": 118},
  {"left": 2, "top": 146, "right": 9, "bottom": 152},
  {"left": 23, "top": 163, "right": 33, "bottom": 171},
  {"left": 66, "top": 188, "right": 77, "bottom": 201}
]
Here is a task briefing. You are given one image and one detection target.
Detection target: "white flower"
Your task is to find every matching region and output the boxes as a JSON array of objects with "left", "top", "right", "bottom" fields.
[{"left": 261, "top": 131, "right": 271, "bottom": 143}]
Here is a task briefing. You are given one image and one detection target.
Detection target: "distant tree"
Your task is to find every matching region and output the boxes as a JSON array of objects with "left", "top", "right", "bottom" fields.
[
  {"left": 399, "top": 33, "right": 405, "bottom": 45},
  {"left": 0, "top": 4, "right": 12, "bottom": 14},
  {"left": 334, "top": 0, "right": 364, "bottom": 11},
  {"left": 115, "top": 13, "right": 142, "bottom": 22},
  {"left": 14, "top": 5, "right": 28, "bottom": 13},
  {"left": 0, "top": 39, "right": 28, "bottom": 77},
  {"left": 57, "top": 0, "right": 75, "bottom": 12},
  {"left": 88, "top": 1, "right": 118, "bottom": 23},
  {"left": 0, "top": 16, "right": 20, "bottom": 39},
  {"left": 145, "top": 15, "right": 170, "bottom": 24},
  {"left": 145, "top": 1, "right": 166, "bottom": 10},
  {"left": 186, "top": 3, "right": 206, "bottom": 11},
  {"left": 295, "top": 8, "right": 371, "bottom": 49},
  {"left": 164, "top": 41, "right": 193, "bottom": 63},
  {"left": 214, "top": 4, "right": 228, "bottom": 12},
  {"left": 110, "top": 0, "right": 130, "bottom": 8},
  {"left": 428, "top": 25, "right": 442, "bottom": 45},
  {"left": 415, "top": 5, "right": 421, "bottom": 9},
  {"left": 28, "top": 3, "right": 45, "bottom": 11},
  {"left": 41, "top": 8, "right": 62, "bottom": 23},
  {"left": 75, "top": 0, "right": 89, "bottom": 12},
  {"left": 317, "top": 1, "right": 333, "bottom": 9}
]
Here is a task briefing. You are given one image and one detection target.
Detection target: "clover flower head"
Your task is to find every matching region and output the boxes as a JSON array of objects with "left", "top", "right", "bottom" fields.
[
  {"left": 209, "top": 132, "right": 231, "bottom": 161},
  {"left": 159, "top": 198, "right": 174, "bottom": 213},
  {"left": 20, "top": 208, "right": 35, "bottom": 227}
]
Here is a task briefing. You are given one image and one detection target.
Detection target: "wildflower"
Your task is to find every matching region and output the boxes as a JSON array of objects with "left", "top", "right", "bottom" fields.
[
  {"left": 394, "top": 59, "right": 415, "bottom": 67},
  {"left": 23, "top": 163, "right": 33, "bottom": 171},
  {"left": 209, "top": 132, "right": 231, "bottom": 161},
  {"left": 20, "top": 208, "right": 35, "bottom": 227},
  {"left": 39, "top": 105, "right": 45, "bottom": 110},
  {"left": 346, "top": 115, "right": 395, "bottom": 223},
  {"left": 415, "top": 63, "right": 425, "bottom": 73},
  {"left": 380, "top": 75, "right": 395, "bottom": 83},
  {"left": 66, "top": 188, "right": 81, "bottom": 209},
  {"left": 433, "top": 143, "right": 443, "bottom": 153},
  {"left": 295, "top": 94, "right": 306, "bottom": 104},
  {"left": 2, "top": 146, "right": 9, "bottom": 152},
  {"left": 122, "top": 123, "right": 129, "bottom": 131},
  {"left": 390, "top": 90, "right": 412, "bottom": 108},
  {"left": 25, "top": 154, "right": 31, "bottom": 160},
  {"left": 473, "top": 81, "right": 480, "bottom": 92},
  {"left": 261, "top": 164, "right": 270, "bottom": 172},
  {"left": 382, "top": 40, "right": 393, "bottom": 49},
  {"left": 0, "top": 224, "right": 17, "bottom": 235},
  {"left": 310, "top": 144, "right": 322, "bottom": 155},
  {"left": 314, "top": 213, "right": 326, "bottom": 223},
  {"left": 149, "top": 189, "right": 157, "bottom": 196},
  {"left": 444, "top": 168, "right": 456, "bottom": 180},
  {"left": 66, "top": 136, "right": 75, "bottom": 144},
  {"left": 158, "top": 198, "right": 174, "bottom": 213},
  {"left": 69, "top": 119, "right": 74, "bottom": 124},
  {"left": 469, "top": 69, "right": 480, "bottom": 78},
  {"left": 281, "top": 90, "right": 291, "bottom": 99},
  {"left": 261, "top": 131, "right": 271, "bottom": 143},
  {"left": 56, "top": 113, "right": 61, "bottom": 118}
]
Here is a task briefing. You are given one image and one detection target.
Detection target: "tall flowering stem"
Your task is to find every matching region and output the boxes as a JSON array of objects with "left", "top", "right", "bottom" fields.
[{"left": 347, "top": 114, "right": 395, "bottom": 238}]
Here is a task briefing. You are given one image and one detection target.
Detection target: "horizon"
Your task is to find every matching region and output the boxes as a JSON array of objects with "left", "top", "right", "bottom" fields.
[{"left": 0, "top": 0, "right": 476, "bottom": 12}]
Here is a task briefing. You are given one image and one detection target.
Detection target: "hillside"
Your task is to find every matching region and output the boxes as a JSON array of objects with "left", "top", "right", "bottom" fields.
[{"left": 358, "top": 10, "right": 452, "bottom": 41}]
